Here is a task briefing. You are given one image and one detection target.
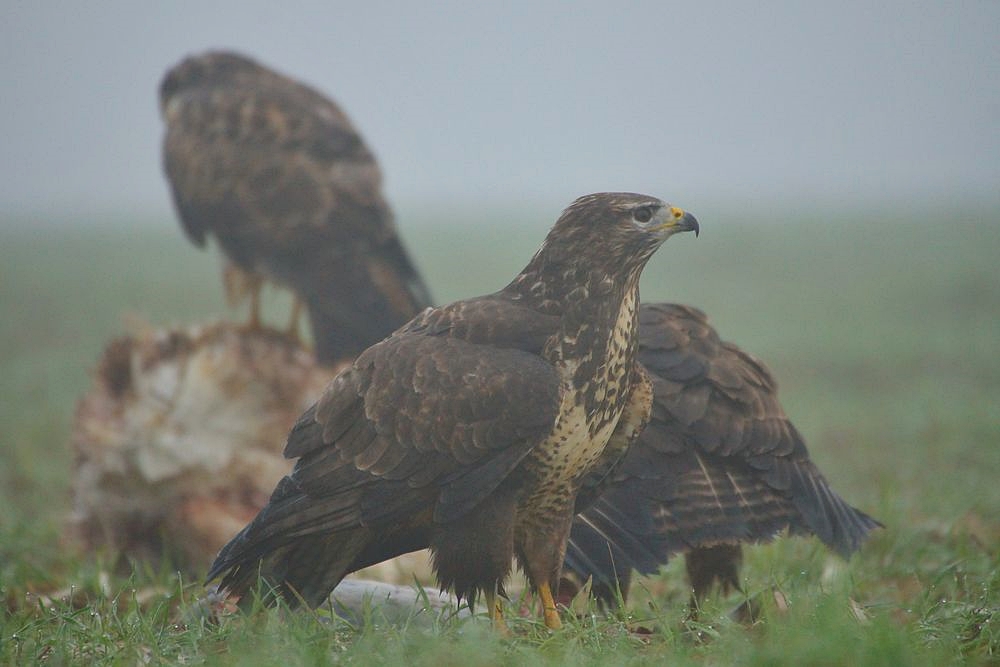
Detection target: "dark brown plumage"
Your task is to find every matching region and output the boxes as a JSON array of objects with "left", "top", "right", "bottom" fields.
[
  {"left": 206, "top": 193, "right": 698, "bottom": 629},
  {"left": 563, "top": 303, "right": 882, "bottom": 607},
  {"left": 159, "top": 51, "right": 432, "bottom": 365}
]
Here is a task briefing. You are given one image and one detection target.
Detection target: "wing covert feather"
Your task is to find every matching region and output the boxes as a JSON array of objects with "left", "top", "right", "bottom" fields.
[{"left": 283, "top": 311, "right": 563, "bottom": 523}]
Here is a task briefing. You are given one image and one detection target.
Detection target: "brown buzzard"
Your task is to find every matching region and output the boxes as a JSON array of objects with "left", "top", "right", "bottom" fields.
[
  {"left": 206, "top": 193, "right": 699, "bottom": 629},
  {"left": 565, "top": 303, "right": 882, "bottom": 608},
  {"left": 159, "top": 51, "right": 432, "bottom": 365}
]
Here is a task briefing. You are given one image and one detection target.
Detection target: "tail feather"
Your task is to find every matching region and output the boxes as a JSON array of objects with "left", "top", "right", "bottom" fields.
[
  {"left": 300, "top": 240, "right": 433, "bottom": 365},
  {"left": 206, "top": 482, "right": 370, "bottom": 607},
  {"left": 304, "top": 290, "right": 403, "bottom": 365},
  {"left": 214, "top": 529, "right": 369, "bottom": 608}
]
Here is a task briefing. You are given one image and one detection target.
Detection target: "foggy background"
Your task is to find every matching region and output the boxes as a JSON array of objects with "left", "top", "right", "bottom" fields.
[{"left": 2, "top": 1, "right": 998, "bottom": 226}]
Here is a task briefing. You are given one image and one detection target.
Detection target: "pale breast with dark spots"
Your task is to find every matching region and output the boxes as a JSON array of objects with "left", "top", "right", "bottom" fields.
[{"left": 518, "top": 287, "right": 641, "bottom": 523}]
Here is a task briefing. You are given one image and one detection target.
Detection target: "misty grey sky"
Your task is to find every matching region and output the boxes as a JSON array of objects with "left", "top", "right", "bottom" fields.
[{"left": 2, "top": 1, "right": 998, "bottom": 224}]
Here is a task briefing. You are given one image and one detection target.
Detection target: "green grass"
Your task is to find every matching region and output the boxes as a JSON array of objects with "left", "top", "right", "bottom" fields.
[{"left": 2, "top": 203, "right": 999, "bottom": 664}]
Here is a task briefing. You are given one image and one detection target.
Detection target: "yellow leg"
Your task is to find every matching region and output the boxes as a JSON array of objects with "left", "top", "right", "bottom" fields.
[
  {"left": 247, "top": 282, "right": 262, "bottom": 330},
  {"left": 538, "top": 582, "right": 562, "bottom": 630},
  {"left": 222, "top": 263, "right": 263, "bottom": 330},
  {"left": 286, "top": 295, "right": 302, "bottom": 340},
  {"left": 484, "top": 590, "right": 511, "bottom": 636}
]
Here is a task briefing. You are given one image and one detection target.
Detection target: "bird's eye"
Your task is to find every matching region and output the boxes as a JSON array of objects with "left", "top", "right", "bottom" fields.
[{"left": 632, "top": 206, "right": 654, "bottom": 223}]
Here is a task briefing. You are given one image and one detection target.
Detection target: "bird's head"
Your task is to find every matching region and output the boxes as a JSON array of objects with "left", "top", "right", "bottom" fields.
[
  {"left": 532, "top": 192, "right": 699, "bottom": 275},
  {"left": 159, "top": 51, "right": 262, "bottom": 116},
  {"left": 509, "top": 193, "right": 698, "bottom": 308}
]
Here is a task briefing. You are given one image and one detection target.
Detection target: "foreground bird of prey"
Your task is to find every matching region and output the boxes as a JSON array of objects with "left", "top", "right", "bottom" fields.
[
  {"left": 207, "top": 193, "right": 699, "bottom": 630},
  {"left": 564, "top": 303, "right": 883, "bottom": 609},
  {"left": 159, "top": 51, "right": 432, "bottom": 365}
]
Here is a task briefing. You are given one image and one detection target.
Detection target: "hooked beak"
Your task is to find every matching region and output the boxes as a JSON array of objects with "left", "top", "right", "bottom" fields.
[{"left": 664, "top": 207, "right": 700, "bottom": 237}]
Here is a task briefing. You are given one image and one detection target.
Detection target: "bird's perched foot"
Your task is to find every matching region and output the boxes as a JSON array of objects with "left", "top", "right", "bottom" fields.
[
  {"left": 485, "top": 590, "right": 511, "bottom": 636},
  {"left": 246, "top": 288, "right": 262, "bottom": 331},
  {"left": 286, "top": 296, "right": 303, "bottom": 342},
  {"left": 222, "top": 263, "right": 265, "bottom": 331},
  {"left": 538, "top": 582, "right": 562, "bottom": 630}
]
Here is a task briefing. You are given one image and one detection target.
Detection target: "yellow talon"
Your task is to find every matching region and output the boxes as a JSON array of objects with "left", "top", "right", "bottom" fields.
[
  {"left": 485, "top": 590, "right": 511, "bottom": 636},
  {"left": 538, "top": 582, "right": 562, "bottom": 630}
]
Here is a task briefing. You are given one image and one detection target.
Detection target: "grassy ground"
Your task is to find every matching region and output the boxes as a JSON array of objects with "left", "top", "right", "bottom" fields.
[{"left": 1, "top": 202, "right": 999, "bottom": 664}]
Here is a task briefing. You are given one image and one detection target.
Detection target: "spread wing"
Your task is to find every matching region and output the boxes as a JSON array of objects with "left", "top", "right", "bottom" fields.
[
  {"left": 207, "top": 297, "right": 562, "bottom": 603},
  {"left": 565, "top": 303, "right": 881, "bottom": 597}
]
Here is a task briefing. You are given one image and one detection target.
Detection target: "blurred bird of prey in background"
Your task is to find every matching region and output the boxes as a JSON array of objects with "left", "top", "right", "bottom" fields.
[{"left": 159, "top": 51, "right": 433, "bottom": 365}]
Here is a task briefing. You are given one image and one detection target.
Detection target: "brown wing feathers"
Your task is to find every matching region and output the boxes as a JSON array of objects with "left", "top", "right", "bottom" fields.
[
  {"left": 207, "top": 299, "right": 563, "bottom": 606},
  {"left": 565, "top": 303, "right": 881, "bottom": 603}
]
